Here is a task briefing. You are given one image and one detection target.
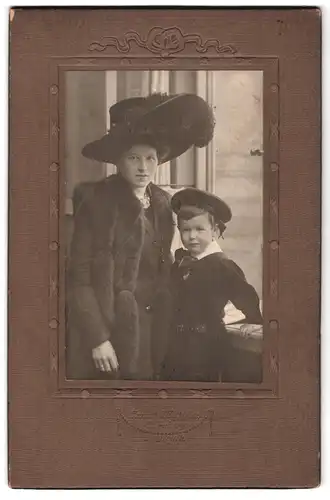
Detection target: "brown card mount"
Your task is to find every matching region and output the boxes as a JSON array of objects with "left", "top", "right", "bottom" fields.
[{"left": 9, "top": 8, "right": 320, "bottom": 488}]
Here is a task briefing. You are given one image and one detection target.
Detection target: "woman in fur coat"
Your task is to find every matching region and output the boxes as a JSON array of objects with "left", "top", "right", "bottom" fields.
[{"left": 66, "top": 93, "right": 215, "bottom": 381}]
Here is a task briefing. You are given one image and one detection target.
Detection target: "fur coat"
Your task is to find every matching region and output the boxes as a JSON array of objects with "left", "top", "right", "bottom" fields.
[{"left": 66, "top": 174, "right": 174, "bottom": 379}]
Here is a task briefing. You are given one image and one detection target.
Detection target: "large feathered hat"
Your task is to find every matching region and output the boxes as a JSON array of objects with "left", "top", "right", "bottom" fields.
[{"left": 82, "top": 93, "right": 215, "bottom": 165}]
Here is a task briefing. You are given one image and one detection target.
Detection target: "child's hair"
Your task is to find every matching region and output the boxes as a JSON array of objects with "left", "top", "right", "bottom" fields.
[{"left": 177, "top": 205, "right": 226, "bottom": 236}]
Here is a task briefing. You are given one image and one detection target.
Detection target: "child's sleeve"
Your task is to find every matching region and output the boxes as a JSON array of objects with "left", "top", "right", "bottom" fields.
[{"left": 224, "top": 259, "right": 263, "bottom": 325}]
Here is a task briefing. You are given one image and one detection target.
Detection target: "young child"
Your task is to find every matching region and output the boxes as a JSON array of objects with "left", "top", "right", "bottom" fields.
[{"left": 162, "top": 188, "right": 263, "bottom": 382}]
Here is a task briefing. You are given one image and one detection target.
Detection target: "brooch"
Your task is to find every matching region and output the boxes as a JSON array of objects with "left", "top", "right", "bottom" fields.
[{"left": 136, "top": 192, "right": 151, "bottom": 209}]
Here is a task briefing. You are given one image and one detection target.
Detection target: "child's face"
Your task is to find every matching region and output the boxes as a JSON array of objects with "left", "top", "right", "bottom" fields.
[{"left": 178, "top": 212, "right": 216, "bottom": 257}]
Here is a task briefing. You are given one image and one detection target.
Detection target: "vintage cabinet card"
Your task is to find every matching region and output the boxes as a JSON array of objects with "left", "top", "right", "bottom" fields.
[{"left": 8, "top": 7, "right": 320, "bottom": 488}]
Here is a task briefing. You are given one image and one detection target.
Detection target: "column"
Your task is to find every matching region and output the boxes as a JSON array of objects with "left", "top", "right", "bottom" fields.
[
  {"left": 205, "top": 71, "right": 216, "bottom": 193},
  {"left": 64, "top": 71, "right": 107, "bottom": 215},
  {"left": 105, "top": 71, "right": 117, "bottom": 175},
  {"left": 170, "top": 71, "right": 196, "bottom": 188},
  {"left": 151, "top": 71, "right": 171, "bottom": 186},
  {"left": 195, "top": 71, "right": 207, "bottom": 190}
]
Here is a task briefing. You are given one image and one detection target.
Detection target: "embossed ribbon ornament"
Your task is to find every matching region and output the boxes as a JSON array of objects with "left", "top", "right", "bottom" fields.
[{"left": 89, "top": 27, "right": 237, "bottom": 57}]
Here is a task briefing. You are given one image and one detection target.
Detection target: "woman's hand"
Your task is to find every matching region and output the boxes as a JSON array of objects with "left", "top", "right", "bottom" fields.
[{"left": 92, "top": 340, "right": 119, "bottom": 373}]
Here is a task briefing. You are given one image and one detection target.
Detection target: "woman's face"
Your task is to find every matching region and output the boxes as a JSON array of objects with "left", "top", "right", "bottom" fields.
[{"left": 117, "top": 144, "right": 159, "bottom": 188}]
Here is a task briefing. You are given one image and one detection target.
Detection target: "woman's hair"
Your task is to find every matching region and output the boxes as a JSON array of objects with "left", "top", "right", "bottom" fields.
[{"left": 177, "top": 205, "right": 226, "bottom": 236}]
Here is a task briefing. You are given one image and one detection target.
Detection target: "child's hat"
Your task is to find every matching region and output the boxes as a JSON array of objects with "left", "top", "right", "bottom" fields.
[{"left": 171, "top": 188, "right": 232, "bottom": 225}]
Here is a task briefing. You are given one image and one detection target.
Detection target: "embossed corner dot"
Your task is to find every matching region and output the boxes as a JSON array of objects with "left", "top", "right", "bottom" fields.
[
  {"left": 270, "top": 240, "right": 279, "bottom": 251},
  {"left": 50, "top": 84, "right": 58, "bottom": 95},
  {"left": 49, "top": 241, "right": 59, "bottom": 251},
  {"left": 49, "top": 318, "right": 58, "bottom": 329},
  {"left": 270, "top": 83, "right": 279, "bottom": 92},
  {"left": 81, "top": 390, "right": 90, "bottom": 399},
  {"left": 269, "top": 320, "right": 278, "bottom": 330},
  {"left": 270, "top": 162, "right": 279, "bottom": 172},
  {"left": 50, "top": 162, "right": 59, "bottom": 172},
  {"left": 158, "top": 390, "right": 168, "bottom": 399}
]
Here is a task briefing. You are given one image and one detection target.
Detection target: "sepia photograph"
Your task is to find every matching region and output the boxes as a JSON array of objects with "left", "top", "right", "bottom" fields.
[
  {"left": 8, "top": 7, "right": 321, "bottom": 489},
  {"left": 64, "top": 69, "right": 263, "bottom": 384}
]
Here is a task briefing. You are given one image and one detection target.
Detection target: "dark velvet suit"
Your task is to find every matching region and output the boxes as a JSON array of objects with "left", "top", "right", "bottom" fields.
[
  {"left": 66, "top": 174, "right": 174, "bottom": 380},
  {"left": 162, "top": 249, "right": 263, "bottom": 382}
]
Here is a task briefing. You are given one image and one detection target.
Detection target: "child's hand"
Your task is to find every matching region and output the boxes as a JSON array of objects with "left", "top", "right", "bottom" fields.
[
  {"left": 226, "top": 323, "right": 263, "bottom": 338},
  {"left": 239, "top": 324, "right": 263, "bottom": 337},
  {"left": 92, "top": 340, "right": 119, "bottom": 372}
]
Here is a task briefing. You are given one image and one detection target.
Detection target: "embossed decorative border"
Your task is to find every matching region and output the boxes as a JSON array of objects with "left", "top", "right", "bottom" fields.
[{"left": 49, "top": 54, "right": 279, "bottom": 399}]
